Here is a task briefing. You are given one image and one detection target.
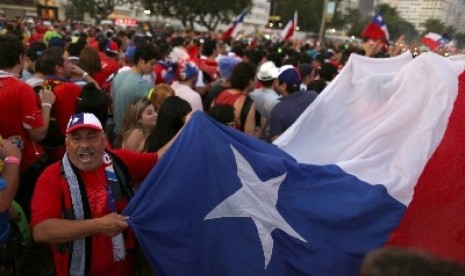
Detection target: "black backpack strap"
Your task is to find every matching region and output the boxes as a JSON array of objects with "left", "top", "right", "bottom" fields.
[
  {"left": 105, "top": 151, "right": 134, "bottom": 201},
  {"left": 240, "top": 95, "right": 253, "bottom": 129}
]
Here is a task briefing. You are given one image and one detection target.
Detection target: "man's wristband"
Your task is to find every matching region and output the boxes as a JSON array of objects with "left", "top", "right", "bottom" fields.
[
  {"left": 4, "top": 156, "right": 20, "bottom": 165},
  {"left": 41, "top": 103, "right": 52, "bottom": 108}
]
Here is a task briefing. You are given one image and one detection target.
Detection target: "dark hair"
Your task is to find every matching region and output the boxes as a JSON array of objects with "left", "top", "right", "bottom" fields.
[
  {"left": 147, "top": 96, "right": 192, "bottom": 152},
  {"left": 134, "top": 42, "right": 162, "bottom": 64},
  {"left": 319, "top": 63, "right": 338, "bottom": 82},
  {"left": 75, "top": 82, "right": 111, "bottom": 126},
  {"left": 34, "top": 56, "right": 47, "bottom": 74},
  {"left": 307, "top": 79, "right": 327, "bottom": 94},
  {"left": 361, "top": 247, "right": 465, "bottom": 276},
  {"left": 0, "top": 34, "right": 25, "bottom": 69},
  {"left": 267, "top": 52, "right": 283, "bottom": 68},
  {"left": 230, "top": 62, "right": 257, "bottom": 91},
  {"left": 298, "top": 63, "right": 314, "bottom": 79},
  {"left": 170, "top": 37, "right": 185, "bottom": 48},
  {"left": 201, "top": 39, "right": 217, "bottom": 57},
  {"left": 96, "top": 35, "right": 108, "bottom": 52},
  {"left": 259, "top": 79, "right": 275, "bottom": 87},
  {"left": 231, "top": 44, "right": 244, "bottom": 57},
  {"left": 278, "top": 79, "right": 301, "bottom": 93},
  {"left": 26, "top": 41, "right": 46, "bottom": 62},
  {"left": 208, "top": 104, "right": 235, "bottom": 125},
  {"left": 245, "top": 49, "right": 264, "bottom": 66},
  {"left": 66, "top": 42, "right": 85, "bottom": 58},
  {"left": 40, "top": 47, "right": 65, "bottom": 75}
]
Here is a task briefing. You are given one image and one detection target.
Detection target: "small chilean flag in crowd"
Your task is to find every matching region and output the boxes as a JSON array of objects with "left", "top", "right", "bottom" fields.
[
  {"left": 421, "top": 32, "right": 451, "bottom": 51},
  {"left": 221, "top": 7, "right": 250, "bottom": 41},
  {"left": 280, "top": 11, "right": 298, "bottom": 41},
  {"left": 361, "top": 11, "right": 389, "bottom": 42}
]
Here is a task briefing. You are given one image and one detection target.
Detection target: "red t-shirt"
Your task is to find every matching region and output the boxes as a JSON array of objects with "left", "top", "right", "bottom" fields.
[
  {"left": 97, "top": 52, "right": 120, "bottom": 87},
  {"left": 198, "top": 58, "right": 218, "bottom": 82},
  {"left": 214, "top": 90, "right": 245, "bottom": 131},
  {"left": 52, "top": 82, "right": 82, "bottom": 135},
  {"left": 31, "top": 149, "right": 158, "bottom": 275},
  {"left": 0, "top": 76, "right": 45, "bottom": 170},
  {"left": 46, "top": 82, "right": 82, "bottom": 162}
]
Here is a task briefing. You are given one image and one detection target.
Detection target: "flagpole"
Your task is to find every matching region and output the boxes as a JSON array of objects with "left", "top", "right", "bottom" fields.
[
  {"left": 319, "top": 0, "right": 329, "bottom": 43},
  {"left": 294, "top": 11, "right": 298, "bottom": 32}
]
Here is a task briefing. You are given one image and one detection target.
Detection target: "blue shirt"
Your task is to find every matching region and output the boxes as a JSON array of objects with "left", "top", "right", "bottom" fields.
[{"left": 270, "top": 90, "right": 318, "bottom": 136}]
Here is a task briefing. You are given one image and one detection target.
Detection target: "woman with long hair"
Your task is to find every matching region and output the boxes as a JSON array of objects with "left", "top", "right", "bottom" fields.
[
  {"left": 146, "top": 96, "right": 192, "bottom": 152},
  {"left": 116, "top": 97, "right": 157, "bottom": 152}
]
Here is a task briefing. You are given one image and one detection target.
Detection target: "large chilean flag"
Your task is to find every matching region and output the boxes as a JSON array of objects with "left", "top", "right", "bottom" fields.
[
  {"left": 124, "top": 51, "right": 465, "bottom": 275},
  {"left": 276, "top": 51, "right": 465, "bottom": 264}
]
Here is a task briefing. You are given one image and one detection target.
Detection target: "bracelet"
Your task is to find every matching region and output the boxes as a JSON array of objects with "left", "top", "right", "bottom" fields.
[
  {"left": 41, "top": 103, "right": 52, "bottom": 108},
  {"left": 4, "top": 156, "right": 20, "bottom": 165},
  {"left": 82, "top": 72, "right": 89, "bottom": 79}
]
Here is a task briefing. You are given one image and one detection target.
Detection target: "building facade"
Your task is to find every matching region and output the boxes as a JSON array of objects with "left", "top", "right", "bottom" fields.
[
  {"left": 1, "top": 0, "right": 269, "bottom": 33},
  {"left": 243, "top": 0, "right": 271, "bottom": 34},
  {"left": 338, "top": 0, "right": 465, "bottom": 32},
  {"left": 0, "top": 0, "right": 39, "bottom": 19},
  {"left": 380, "top": 0, "right": 462, "bottom": 31}
]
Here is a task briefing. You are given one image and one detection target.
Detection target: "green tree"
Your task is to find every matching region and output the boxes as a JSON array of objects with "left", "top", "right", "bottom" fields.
[
  {"left": 453, "top": 32, "right": 465, "bottom": 48},
  {"left": 328, "top": 3, "right": 418, "bottom": 42},
  {"left": 142, "top": 0, "right": 252, "bottom": 31},
  {"left": 274, "top": 0, "right": 325, "bottom": 33},
  {"left": 328, "top": 9, "right": 347, "bottom": 30},
  {"left": 420, "top": 19, "right": 446, "bottom": 35},
  {"left": 444, "top": 26, "right": 457, "bottom": 38},
  {"left": 341, "top": 8, "right": 368, "bottom": 37},
  {"left": 376, "top": 3, "right": 418, "bottom": 42},
  {"left": 420, "top": 18, "right": 457, "bottom": 39}
]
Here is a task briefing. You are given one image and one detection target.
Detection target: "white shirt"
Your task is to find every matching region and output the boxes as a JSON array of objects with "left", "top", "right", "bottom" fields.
[{"left": 171, "top": 81, "right": 204, "bottom": 112}]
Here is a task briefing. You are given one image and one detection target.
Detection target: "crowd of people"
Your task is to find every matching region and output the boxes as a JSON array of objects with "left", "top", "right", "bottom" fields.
[{"left": 0, "top": 15, "right": 464, "bottom": 275}]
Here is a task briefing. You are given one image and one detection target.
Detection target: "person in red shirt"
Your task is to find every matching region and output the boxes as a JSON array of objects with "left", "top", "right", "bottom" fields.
[
  {"left": 0, "top": 34, "right": 55, "bottom": 218},
  {"left": 39, "top": 46, "right": 97, "bottom": 163},
  {"left": 96, "top": 38, "right": 121, "bottom": 88},
  {"left": 31, "top": 112, "right": 185, "bottom": 275}
]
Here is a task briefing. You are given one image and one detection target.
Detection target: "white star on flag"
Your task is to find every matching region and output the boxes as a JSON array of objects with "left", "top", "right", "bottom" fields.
[{"left": 205, "top": 145, "right": 307, "bottom": 269}]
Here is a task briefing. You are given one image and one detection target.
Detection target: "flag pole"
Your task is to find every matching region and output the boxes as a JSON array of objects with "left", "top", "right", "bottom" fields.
[
  {"left": 294, "top": 10, "right": 298, "bottom": 32},
  {"left": 319, "top": 0, "right": 329, "bottom": 43}
]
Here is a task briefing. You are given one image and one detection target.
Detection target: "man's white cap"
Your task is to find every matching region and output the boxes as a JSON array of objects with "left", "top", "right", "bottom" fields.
[{"left": 66, "top": 113, "right": 103, "bottom": 134}]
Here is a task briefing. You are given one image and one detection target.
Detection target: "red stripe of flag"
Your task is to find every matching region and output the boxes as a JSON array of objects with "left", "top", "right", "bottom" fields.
[{"left": 387, "top": 71, "right": 465, "bottom": 263}]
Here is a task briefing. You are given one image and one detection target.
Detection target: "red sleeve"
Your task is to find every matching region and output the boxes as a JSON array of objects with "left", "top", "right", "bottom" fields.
[
  {"left": 53, "top": 83, "right": 81, "bottom": 135},
  {"left": 20, "top": 82, "right": 44, "bottom": 129},
  {"left": 92, "top": 71, "right": 108, "bottom": 88},
  {"left": 111, "top": 149, "right": 158, "bottom": 183},
  {"left": 30, "top": 163, "right": 64, "bottom": 227}
]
